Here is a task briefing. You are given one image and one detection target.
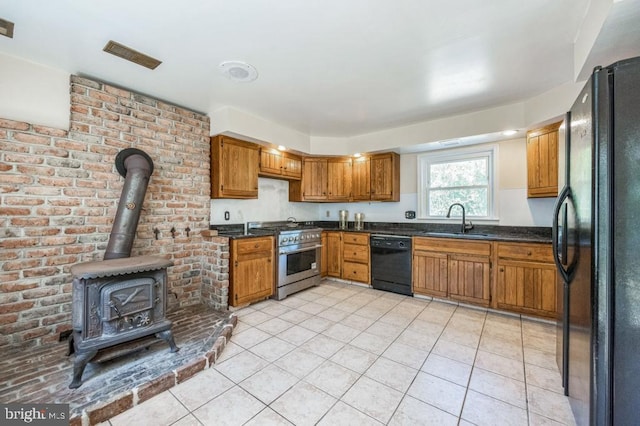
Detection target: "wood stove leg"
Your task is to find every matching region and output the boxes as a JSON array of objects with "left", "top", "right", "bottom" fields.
[
  {"left": 69, "top": 350, "right": 97, "bottom": 389},
  {"left": 156, "top": 330, "right": 180, "bottom": 353}
]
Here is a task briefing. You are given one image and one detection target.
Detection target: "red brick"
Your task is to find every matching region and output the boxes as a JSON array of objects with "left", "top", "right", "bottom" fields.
[
  {"left": 4, "top": 196, "right": 45, "bottom": 206},
  {"left": 47, "top": 198, "right": 82, "bottom": 207},
  {"left": 32, "top": 125, "right": 68, "bottom": 137},
  {"left": 54, "top": 139, "right": 87, "bottom": 151},
  {"left": 44, "top": 255, "right": 78, "bottom": 266},
  {"left": 10, "top": 217, "right": 49, "bottom": 227},
  {"left": 0, "top": 313, "right": 18, "bottom": 325},
  {"left": 175, "top": 357, "right": 206, "bottom": 383},
  {"left": 23, "top": 186, "right": 63, "bottom": 196},
  {"left": 64, "top": 226, "right": 96, "bottom": 235},
  {"left": 137, "top": 371, "right": 175, "bottom": 403},
  {"left": 12, "top": 132, "right": 52, "bottom": 145},
  {"left": 4, "top": 153, "right": 45, "bottom": 164},
  {"left": 32, "top": 147, "right": 70, "bottom": 157},
  {"left": 87, "top": 393, "right": 133, "bottom": 425},
  {"left": 16, "top": 165, "right": 55, "bottom": 176},
  {"left": 2, "top": 259, "right": 41, "bottom": 271},
  {"left": 23, "top": 267, "right": 61, "bottom": 278},
  {"left": 0, "top": 119, "right": 30, "bottom": 130},
  {"left": 89, "top": 90, "right": 118, "bottom": 104},
  {"left": 24, "top": 227, "right": 62, "bottom": 237},
  {"left": 0, "top": 283, "right": 41, "bottom": 294},
  {"left": 37, "top": 176, "right": 74, "bottom": 187},
  {"left": 70, "top": 93, "right": 103, "bottom": 108},
  {"left": 39, "top": 236, "right": 77, "bottom": 246},
  {"left": 0, "top": 237, "right": 39, "bottom": 250},
  {"left": 0, "top": 301, "right": 36, "bottom": 314},
  {"left": 34, "top": 207, "right": 72, "bottom": 216}
]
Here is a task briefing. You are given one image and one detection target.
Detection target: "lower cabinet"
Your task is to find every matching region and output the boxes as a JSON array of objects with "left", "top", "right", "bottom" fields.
[
  {"left": 229, "top": 236, "right": 274, "bottom": 307},
  {"left": 325, "top": 231, "right": 342, "bottom": 278},
  {"left": 323, "top": 231, "right": 370, "bottom": 284},
  {"left": 412, "top": 237, "right": 491, "bottom": 307},
  {"left": 495, "top": 242, "right": 557, "bottom": 318},
  {"left": 341, "top": 232, "right": 370, "bottom": 284}
]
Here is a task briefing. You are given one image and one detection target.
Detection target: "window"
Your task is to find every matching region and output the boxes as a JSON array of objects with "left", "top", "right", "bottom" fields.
[{"left": 418, "top": 145, "right": 498, "bottom": 219}]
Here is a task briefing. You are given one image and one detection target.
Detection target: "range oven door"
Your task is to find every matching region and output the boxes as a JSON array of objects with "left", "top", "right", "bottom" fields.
[{"left": 278, "top": 243, "right": 321, "bottom": 287}]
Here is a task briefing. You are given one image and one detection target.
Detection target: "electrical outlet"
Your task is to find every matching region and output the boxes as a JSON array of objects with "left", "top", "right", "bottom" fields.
[{"left": 326, "top": 210, "right": 330, "bottom": 217}]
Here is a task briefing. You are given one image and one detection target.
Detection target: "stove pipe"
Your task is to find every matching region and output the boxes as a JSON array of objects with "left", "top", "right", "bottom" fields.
[{"left": 104, "top": 148, "right": 154, "bottom": 260}]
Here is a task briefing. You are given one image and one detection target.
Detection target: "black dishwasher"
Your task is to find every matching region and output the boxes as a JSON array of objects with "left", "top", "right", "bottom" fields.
[{"left": 370, "top": 234, "right": 412, "bottom": 296}]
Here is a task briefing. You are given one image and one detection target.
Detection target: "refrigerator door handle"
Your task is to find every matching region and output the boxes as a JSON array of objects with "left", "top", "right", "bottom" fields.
[{"left": 552, "top": 185, "right": 571, "bottom": 283}]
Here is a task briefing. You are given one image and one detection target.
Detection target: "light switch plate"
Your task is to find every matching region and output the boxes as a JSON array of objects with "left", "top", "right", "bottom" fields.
[{"left": 405, "top": 210, "right": 416, "bottom": 219}]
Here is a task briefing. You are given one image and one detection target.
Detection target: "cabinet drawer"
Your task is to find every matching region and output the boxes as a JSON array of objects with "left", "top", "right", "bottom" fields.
[
  {"left": 235, "top": 237, "right": 274, "bottom": 255},
  {"left": 343, "top": 244, "right": 369, "bottom": 263},
  {"left": 413, "top": 237, "right": 491, "bottom": 256},
  {"left": 343, "top": 233, "right": 369, "bottom": 245},
  {"left": 343, "top": 261, "right": 369, "bottom": 283},
  {"left": 497, "top": 243, "right": 553, "bottom": 263}
]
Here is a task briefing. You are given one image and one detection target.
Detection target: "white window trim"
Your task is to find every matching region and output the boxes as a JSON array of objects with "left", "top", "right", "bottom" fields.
[{"left": 417, "top": 144, "right": 499, "bottom": 221}]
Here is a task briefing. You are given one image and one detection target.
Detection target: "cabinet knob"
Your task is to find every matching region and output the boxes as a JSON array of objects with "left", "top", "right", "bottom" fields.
[
  {"left": 527, "top": 251, "right": 532, "bottom": 256},
  {"left": 255, "top": 243, "right": 260, "bottom": 248},
  {"left": 499, "top": 267, "right": 504, "bottom": 272}
]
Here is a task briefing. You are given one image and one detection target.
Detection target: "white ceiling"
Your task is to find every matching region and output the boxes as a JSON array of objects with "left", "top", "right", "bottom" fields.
[{"left": 0, "top": 0, "right": 638, "bottom": 139}]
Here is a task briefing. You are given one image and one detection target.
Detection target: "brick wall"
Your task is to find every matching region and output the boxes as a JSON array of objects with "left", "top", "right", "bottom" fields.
[
  {"left": 0, "top": 76, "right": 212, "bottom": 348},
  {"left": 200, "top": 232, "right": 230, "bottom": 310}
]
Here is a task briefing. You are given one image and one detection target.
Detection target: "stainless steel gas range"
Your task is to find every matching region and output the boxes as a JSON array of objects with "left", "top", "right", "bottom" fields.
[{"left": 248, "top": 221, "right": 322, "bottom": 300}]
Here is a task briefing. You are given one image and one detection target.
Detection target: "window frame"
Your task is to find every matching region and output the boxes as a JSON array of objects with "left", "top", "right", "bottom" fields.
[{"left": 417, "top": 144, "right": 499, "bottom": 220}]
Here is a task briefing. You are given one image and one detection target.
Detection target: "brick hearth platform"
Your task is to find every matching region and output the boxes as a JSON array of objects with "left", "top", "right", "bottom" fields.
[{"left": 0, "top": 304, "right": 236, "bottom": 425}]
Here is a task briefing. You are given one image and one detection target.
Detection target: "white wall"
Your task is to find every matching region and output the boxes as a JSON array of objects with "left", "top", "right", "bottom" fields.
[
  {"left": 210, "top": 178, "right": 318, "bottom": 225},
  {"left": 0, "top": 53, "right": 70, "bottom": 129}
]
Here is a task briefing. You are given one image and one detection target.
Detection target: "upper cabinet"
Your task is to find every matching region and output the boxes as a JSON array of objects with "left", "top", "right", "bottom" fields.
[
  {"left": 527, "top": 121, "right": 561, "bottom": 198},
  {"left": 289, "top": 152, "right": 399, "bottom": 203},
  {"left": 211, "top": 135, "right": 260, "bottom": 199},
  {"left": 327, "top": 158, "right": 352, "bottom": 201},
  {"left": 370, "top": 152, "right": 400, "bottom": 201},
  {"left": 259, "top": 149, "right": 302, "bottom": 180}
]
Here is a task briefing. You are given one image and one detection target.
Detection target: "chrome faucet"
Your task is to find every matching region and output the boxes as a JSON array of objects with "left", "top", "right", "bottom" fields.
[{"left": 446, "top": 203, "right": 474, "bottom": 233}]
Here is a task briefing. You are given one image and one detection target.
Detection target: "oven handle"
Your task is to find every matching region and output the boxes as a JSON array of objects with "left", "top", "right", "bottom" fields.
[{"left": 279, "top": 244, "right": 323, "bottom": 255}]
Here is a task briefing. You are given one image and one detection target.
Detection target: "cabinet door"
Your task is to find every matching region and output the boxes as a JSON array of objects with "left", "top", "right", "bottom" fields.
[
  {"left": 496, "top": 259, "right": 557, "bottom": 317},
  {"left": 327, "top": 158, "right": 352, "bottom": 201},
  {"left": 259, "top": 149, "right": 283, "bottom": 176},
  {"left": 301, "top": 158, "right": 328, "bottom": 200},
  {"left": 352, "top": 157, "right": 371, "bottom": 201},
  {"left": 326, "top": 231, "right": 342, "bottom": 277},
  {"left": 370, "top": 153, "right": 400, "bottom": 201},
  {"left": 281, "top": 153, "right": 302, "bottom": 180},
  {"left": 412, "top": 250, "right": 448, "bottom": 297},
  {"left": 321, "top": 233, "right": 328, "bottom": 277},
  {"left": 231, "top": 237, "right": 274, "bottom": 307},
  {"left": 448, "top": 254, "right": 491, "bottom": 306},
  {"left": 527, "top": 122, "right": 560, "bottom": 198},
  {"left": 212, "top": 136, "right": 260, "bottom": 199},
  {"left": 233, "top": 255, "right": 273, "bottom": 306}
]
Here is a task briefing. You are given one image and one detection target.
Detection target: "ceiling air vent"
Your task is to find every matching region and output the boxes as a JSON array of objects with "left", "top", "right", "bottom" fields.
[
  {"left": 0, "top": 18, "right": 15, "bottom": 38},
  {"left": 103, "top": 40, "right": 162, "bottom": 70}
]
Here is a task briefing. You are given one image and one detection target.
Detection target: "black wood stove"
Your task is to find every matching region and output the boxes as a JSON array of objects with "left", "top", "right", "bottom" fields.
[{"left": 68, "top": 148, "right": 178, "bottom": 389}]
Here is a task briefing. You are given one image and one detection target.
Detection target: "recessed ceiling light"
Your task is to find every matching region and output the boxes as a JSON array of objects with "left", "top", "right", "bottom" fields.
[
  {"left": 219, "top": 61, "right": 258, "bottom": 82},
  {"left": 353, "top": 153, "right": 362, "bottom": 158},
  {"left": 502, "top": 130, "right": 518, "bottom": 136},
  {"left": 0, "top": 18, "right": 15, "bottom": 39},
  {"left": 277, "top": 145, "right": 286, "bottom": 151},
  {"left": 103, "top": 40, "right": 162, "bottom": 70}
]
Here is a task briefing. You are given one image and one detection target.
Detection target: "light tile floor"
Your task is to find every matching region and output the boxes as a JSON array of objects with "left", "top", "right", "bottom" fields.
[{"left": 104, "top": 280, "right": 576, "bottom": 426}]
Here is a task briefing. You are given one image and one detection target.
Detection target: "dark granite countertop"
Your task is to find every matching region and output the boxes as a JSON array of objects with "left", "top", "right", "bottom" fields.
[{"left": 210, "top": 221, "right": 552, "bottom": 244}]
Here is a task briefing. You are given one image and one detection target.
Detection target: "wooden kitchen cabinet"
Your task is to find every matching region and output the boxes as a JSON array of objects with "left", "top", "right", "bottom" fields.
[
  {"left": 370, "top": 152, "right": 400, "bottom": 201},
  {"left": 289, "top": 151, "right": 399, "bottom": 202},
  {"left": 290, "top": 157, "right": 328, "bottom": 201},
  {"left": 351, "top": 157, "right": 371, "bottom": 201},
  {"left": 412, "top": 237, "right": 492, "bottom": 306},
  {"left": 527, "top": 121, "right": 561, "bottom": 198},
  {"left": 211, "top": 135, "right": 260, "bottom": 199},
  {"left": 495, "top": 242, "right": 557, "bottom": 318},
  {"left": 325, "top": 231, "right": 342, "bottom": 278},
  {"left": 259, "top": 149, "right": 302, "bottom": 180},
  {"left": 321, "top": 232, "right": 328, "bottom": 277},
  {"left": 327, "top": 158, "right": 352, "bottom": 201},
  {"left": 229, "top": 236, "right": 275, "bottom": 307},
  {"left": 341, "top": 232, "right": 370, "bottom": 284}
]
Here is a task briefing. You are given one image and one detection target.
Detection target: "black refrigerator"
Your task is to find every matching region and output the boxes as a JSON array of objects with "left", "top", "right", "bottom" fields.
[{"left": 553, "top": 56, "right": 640, "bottom": 425}]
